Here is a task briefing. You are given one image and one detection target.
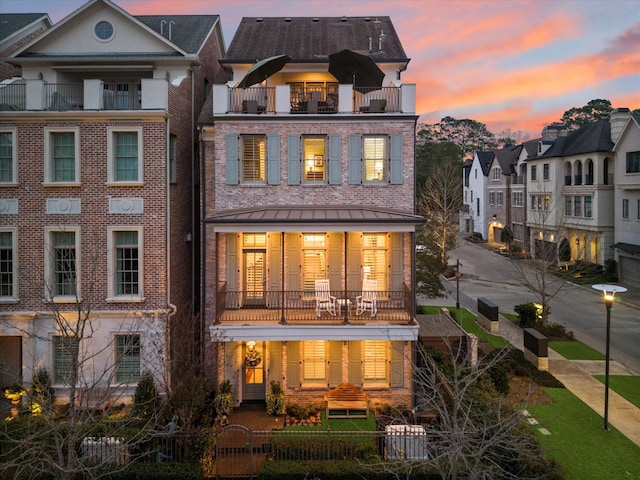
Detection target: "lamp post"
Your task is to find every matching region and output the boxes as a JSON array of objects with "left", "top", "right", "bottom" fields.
[{"left": 591, "top": 284, "right": 627, "bottom": 431}]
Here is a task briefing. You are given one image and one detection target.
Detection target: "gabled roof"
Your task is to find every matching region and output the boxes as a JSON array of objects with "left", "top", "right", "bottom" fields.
[
  {"left": 135, "top": 15, "right": 220, "bottom": 55},
  {"left": 475, "top": 151, "right": 494, "bottom": 176},
  {"left": 613, "top": 113, "right": 640, "bottom": 152},
  {"left": 521, "top": 138, "right": 540, "bottom": 160},
  {"left": 223, "top": 16, "right": 408, "bottom": 64},
  {"left": 493, "top": 145, "right": 522, "bottom": 174},
  {"left": 530, "top": 120, "right": 613, "bottom": 160},
  {"left": 0, "top": 14, "right": 50, "bottom": 42}
]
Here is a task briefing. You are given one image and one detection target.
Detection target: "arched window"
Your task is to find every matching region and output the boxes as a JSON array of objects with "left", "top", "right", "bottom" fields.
[
  {"left": 564, "top": 161, "right": 572, "bottom": 185},
  {"left": 574, "top": 160, "right": 582, "bottom": 186},
  {"left": 586, "top": 159, "right": 593, "bottom": 185}
]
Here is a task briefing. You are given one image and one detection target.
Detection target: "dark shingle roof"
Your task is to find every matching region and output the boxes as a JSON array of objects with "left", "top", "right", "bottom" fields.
[
  {"left": 136, "top": 15, "right": 219, "bottom": 54},
  {"left": 532, "top": 120, "right": 613, "bottom": 160},
  {"left": 0, "top": 13, "right": 48, "bottom": 42},
  {"left": 224, "top": 16, "right": 408, "bottom": 63},
  {"left": 494, "top": 145, "right": 522, "bottom": 173},
  {"left": 476, "top": 151, "right": 494, "bottom": 176}
]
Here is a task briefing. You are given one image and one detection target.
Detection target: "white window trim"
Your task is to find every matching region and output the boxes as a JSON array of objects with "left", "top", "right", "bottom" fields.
[
  {"left": 106, "top": 226, "right": 144, "bottom": 302},
  {"left": 362, "top": 340, "right": 389, "bottom": 389},
  {"left": 44, "top": 226, "right": 81, "bottom": 303},
  {"left": 0, "top": 227, "right": 18, "bottom": 303},
  {"left": 362, "top": 135, "right": 388, "bottom": 184},
  {"left": 301, "top": 340, "right": 327, "bottom": 389},
  {"left": 107, "top": 126, "right": 143, "bottom": 186},
  {"left": 0, "top": 128, "right": 17, "bottom": 185},
  {"left": 43, "top": 127, "right": 81, "bottom": 186},
  {"left": 492, "top": 167, "right": 501, "bottom": 181},
  {"left": 51, "top": 333, "right": 78, "bottom": 387}
]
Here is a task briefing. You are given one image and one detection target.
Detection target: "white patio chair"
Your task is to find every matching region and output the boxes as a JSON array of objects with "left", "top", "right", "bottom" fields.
[
  {"left": 356, "top": 279, "right": 377, "bottom": 317},
  {"left": 315, "top": 279, "right": 336, "bottom": 317}
]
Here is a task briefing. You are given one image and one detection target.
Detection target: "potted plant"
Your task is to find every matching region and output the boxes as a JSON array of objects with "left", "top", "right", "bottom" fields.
[
  {"left": 214, "top": 380, "right": 233, "bottom": 417},
  {"left": 266, "top": 380, "right": 285, "bottom": 416}
]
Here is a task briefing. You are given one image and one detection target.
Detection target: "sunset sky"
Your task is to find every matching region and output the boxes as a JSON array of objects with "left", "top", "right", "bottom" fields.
[{"left": 3, "top": 0, "right": 639, "bottom": 138}]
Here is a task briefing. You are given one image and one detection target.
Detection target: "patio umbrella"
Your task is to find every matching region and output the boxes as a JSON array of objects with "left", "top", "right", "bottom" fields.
[
  {"left": 328, "top": 49, "right": 385, "bottom": 91},
  {"left": 238, "top": 54, "right": 291, "bottom": 89}
]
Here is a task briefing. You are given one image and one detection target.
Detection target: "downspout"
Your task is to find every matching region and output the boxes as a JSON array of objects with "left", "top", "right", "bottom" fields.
[
  {"left": 412, "top": 116, "right": 419, "bottom": 408},
  {"left": 166, "top": 116, "right": 173, "bottom": 390},
  {"left": 200, "top": 128, "right": 208, "bottom": 369}
]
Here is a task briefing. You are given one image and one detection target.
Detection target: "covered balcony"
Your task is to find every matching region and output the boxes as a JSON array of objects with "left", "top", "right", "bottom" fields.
[{"left": 213, "top": 83, "right": 415, "bottom": 116}]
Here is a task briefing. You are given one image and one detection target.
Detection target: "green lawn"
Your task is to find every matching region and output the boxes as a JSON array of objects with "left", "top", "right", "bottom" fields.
[
  {"left": 283, "top": 411, "right": 376, "bottom": 431},
  {"left": 500, "top": 312, "right": 518, "bottom": 323},
  {"left": 593, "top": 375, "right": 640, "bottom": 409},
  {"left": 527, "top": 388, "right": 640, "bottom": 480},
  {"left": 549, "top": 340, "right": 606, "bottom": 360}
]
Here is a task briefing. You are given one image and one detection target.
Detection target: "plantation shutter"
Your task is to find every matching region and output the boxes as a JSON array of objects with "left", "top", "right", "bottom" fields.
[
  {"left": 390, "top": 341, "right": 404, "bottom": 388},
  {"left": 348, "top": 134, "right": 361, "bottom": 184},
  {"left": 269, "top": 341, "right": 283, "bottom": 384},
  {"left": 390, "top": 233, "right": 403, "bottom": 291},
  {"left": 224, "top": 342, "right": 240, "bottom": 398},
  {"left": 268, "top": 233, "right": 281, "bottom": 307},
  {"left": 303, "top": 341, "right": 326, "bottom": 381},
  {"left": 286, "top": 341, "right": 300, "bottom": 388},
  {"left": 328, "top": 233, "right": 342, "bottom": 293},
  {"left": 389, "top": 134, "right": 403, "bottom": 184},
  {"left": 328, "top": 341, "right": 342, "bottom": 387},
  {"left": 225, "top": 134, "right": 239, "bottom": 185},
  {"left": 347, "top": 232, "right": 362, "bottom": 292},
  {"left": 287, "top": 135, "right": 301, "bottom": 185},
  {"left": 328, "top": 135, "right": 341, "bottom": 185},
  {"left": 348, "top": 341, "right": 362, "bottom": 387},
  {"left": 267, "top": 134, "right": 280, "bottom": 185},
  {"left": 364, "top": 341, "right": 387, "bottom": 381}
]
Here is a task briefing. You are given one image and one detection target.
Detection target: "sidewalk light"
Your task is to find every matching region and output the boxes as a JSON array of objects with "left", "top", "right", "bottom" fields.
[{"left": 591, "top": 284, "right": 627, "bottom": 431}]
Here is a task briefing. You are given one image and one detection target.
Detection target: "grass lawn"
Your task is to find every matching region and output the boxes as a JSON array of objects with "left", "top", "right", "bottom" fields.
[
  {"left": 549, "top": 340, "right": 605, "bottom": 360},
  {"left": 593, "top": 375, "right": 640, "bottom": 409},
  {"left": 500, "top": 312, "right": 518, "bottom": 323},
  {"left": 527, "top": 388, "right": 640, "bottom": 480},
  {"left": 417, "top": 305, "right": 508, "bottom": 349},
  {"left": 283, "top": 411, "right": 377, "bottom": 431}
]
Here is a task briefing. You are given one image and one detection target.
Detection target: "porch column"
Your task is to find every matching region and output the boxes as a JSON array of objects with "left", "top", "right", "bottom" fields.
[
  {"left": 280, "top": 232, "right": 286, "bottom": 324},
  {"left": 343, "top": 231, "right": 349, "bottom": 325}
]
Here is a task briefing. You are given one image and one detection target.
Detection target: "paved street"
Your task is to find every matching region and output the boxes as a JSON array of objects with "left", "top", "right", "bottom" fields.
[{"left": 421, "top": 238, "right": 640, "bottom": 375}]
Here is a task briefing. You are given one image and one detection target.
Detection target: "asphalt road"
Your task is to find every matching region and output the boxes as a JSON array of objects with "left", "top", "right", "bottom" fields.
[{"left": 425, "top": 239, "right": 640, "bottom": 375}]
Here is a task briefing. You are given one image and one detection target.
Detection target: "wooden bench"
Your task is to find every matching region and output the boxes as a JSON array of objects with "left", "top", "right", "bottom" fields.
[{"left": 324, "top": 383, "right": 369, "bottom": 419}]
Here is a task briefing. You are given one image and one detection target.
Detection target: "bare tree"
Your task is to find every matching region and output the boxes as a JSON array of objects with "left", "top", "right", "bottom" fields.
[{"left": 363, "top": 329, "right": 561, "bottom": 479}]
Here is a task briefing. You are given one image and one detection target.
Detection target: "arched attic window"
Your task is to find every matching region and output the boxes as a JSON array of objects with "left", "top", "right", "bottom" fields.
[
  {"left": 574, "top": 160, "right": 583, "bottom": 186},
  {"left": 564, "top": 161, "right": 572, "bottom": 185},
  {"left": 586, "top": 159, "right": 594, "bottom": 185}
]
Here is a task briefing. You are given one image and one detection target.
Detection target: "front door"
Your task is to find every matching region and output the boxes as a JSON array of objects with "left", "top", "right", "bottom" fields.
[
  {"left": 0, "top": 336, "right": 22, "bottom": 389},
  {"left": 243, "top": 250, "right": 266, "bottom": 306},
  {"left": 242, "top": 341, "right": 265, "bottom": 402}
]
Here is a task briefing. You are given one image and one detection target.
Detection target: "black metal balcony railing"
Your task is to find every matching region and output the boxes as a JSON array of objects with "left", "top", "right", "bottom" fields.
[
  {"left": 511, "top": 175, "right": 525, "bottom": 185},
  {"left": 215, "top": 285, "right": 413, "bottom": 324},
  {"left": 103, "top": 83, "right": 141, "bottom": 110},
  {"left": 564, "top": 175, "right": 572, "bottom": 186},
  {"left": 46, "top": 83, "right": 84, "bottom": 110},
  {"left": 229, "top": 87, "right": 276, "bottom": 114},
  {"left": 290, "top": 87, "right": 338, "bottom": 114},
  {"left": 354, "top": 87, "right": 401, "bottom": 113},
  {"left": 0, "top": 83, "right": 26, "bottom": 111},
  {"left": 574, "top": 175, "right": 582, "bottom": 185},
  {"left": 585, "top": 175, "right": 593, "bottom": 185}
]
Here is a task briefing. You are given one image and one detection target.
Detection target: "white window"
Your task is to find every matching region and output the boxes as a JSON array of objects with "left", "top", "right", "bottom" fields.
[
  {"left": 0, "top": 129, "right": 17, "bottom": 184},
  {"left": 303, "top": 136, "right": 326, "bottom": 183},
  {"left": 622, "top": 199, "right": 629, "bottom": 219},
  {"left": 512, "top": 191, "right": 523, "bottom": 207},
  {"left": 115, "top": 334, "right": 141, "bottom": 383},
  {"left": 497, "top": 192, "right": 503, "bottom": 206},
  {"left": 363, "top": 233, "right": 387, "bottom": 292},
  {"left": 45, "top": 228, "right": 80, "bottom": 302},
  {"left": 302, "top": 340, "right": 326, "bottom": 383},
  {"left": 530, "top": 165, "right": 537, "bottom": 181},
  {"left": 565, "top": 196, "right": 572, "bottom": 216},
  {"left": 107, "top": 227, "right": 143, "bottom": 301},
  {"left": 241, "top": 135, "right": 266, "bottom": 183},
  {"left": 302, "top": 234, "right": 326, "bottom": 292},
  {"left": 543, "top": 163, "right": 550, "bottom": 181},
  {"left": 107, "top": 127, "right": 143, "bottom": 184},
  {"left": 492, "top": 166, "right": 501, "bottom": 181},
  {"left": 0, "top": 229, "right": 17, "bottom": 301},
  {"left": 44, "top": 128, "right": 80, "bottom": 185},
  {"left": 584, "top": 196, "right": 592, "bottom": 218},
  {"left": 53, "top": 335, "right": 78, "bottom": 385},
  {"left": 489, "top": 192, "right": 495, "bottom": 205},
  {"left": 363, "top": 340, "right": 387, "bottom": 385},
  {"left": 363, "top": 135, "right": 387, "bottom": 182},
  {"left": 169, "top": 134, "right": 177, "bottom": 183},
  {"left": 574, "top": 196, "right": 581, "bottom": 216}
]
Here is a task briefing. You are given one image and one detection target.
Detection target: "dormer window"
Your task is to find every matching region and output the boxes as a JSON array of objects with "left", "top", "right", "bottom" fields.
[
  {"left": 492, "top": 167, "right": 501, "bottom": 181},
  {"left": 95, "top": 21, "right": 114, "bottom": 41}
]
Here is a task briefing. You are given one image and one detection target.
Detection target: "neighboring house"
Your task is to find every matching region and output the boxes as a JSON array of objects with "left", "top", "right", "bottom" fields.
[
  {"left": 0, "top": 0, "right": 225, "bottom": 398},
  {"left": 510, "top": 139, "right": 538, "bottom": 251},
  {"left": 199, "top": 17, "right": 421, "bottom": 409},
  {"left": 612, "top": 110, "right": 640, "bottom": 288},
  {"left": 526, "top": 120, "right": 615, "bottom": 264},
  {"left": 0, "top": 13, "right": 52, "bottom": 81},
  {"left": 466, "top": 151, "right": 492, "bottom": 239},
  {"left": 486, "top": 146, "right": 522, "bottom": 245},
  {"left": 459, "top": 159, "right": 472, "bottom": 234}
]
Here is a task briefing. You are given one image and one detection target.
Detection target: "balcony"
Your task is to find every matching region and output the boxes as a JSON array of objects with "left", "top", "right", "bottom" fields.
[
  {"left": 0, "top": 78, "right": 168, "bottom": 112},
  {"left": 215, "top": 83, "right": 415, "bottom": 116},
  {"left": 215, "top": 286, "right": 414, "bottom": 325},
  {"left": 511, "top": 175, "right": 525, "bottom": 185}
]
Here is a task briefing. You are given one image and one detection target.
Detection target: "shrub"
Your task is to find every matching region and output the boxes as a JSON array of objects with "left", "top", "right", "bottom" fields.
[
  {"left": 604, "top": 258, "right": 618, "bottom": 281},
  {"left": 214, "top": 380, "right": 233, "bottom": 417},
  {"left": 29, "top": 367, "right": 54, "bottom": 415},
  {"left": 266, "top": 380, "right": 285, "bottom": 415},
  {"left": 133, "top": 371, "right": 160, "bottom": 420},
  {"left": 514, "top": 303, "right": 538, "bottom": 328}
]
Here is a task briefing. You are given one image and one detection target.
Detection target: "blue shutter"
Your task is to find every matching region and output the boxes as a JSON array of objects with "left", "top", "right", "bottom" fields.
[
  {"left": 225, "top": 134, "right": 239, "bottom": 185},
  {"left": 390, "top": 134, "right": 403, "bottom": 184},
  {"left": 328, "top": 135, "right": 341, "bottom": 185},
  {"left": 348, "top": 134, "right": 361, "bottom": 185},
  {"left": 287, "top": 135, "right": 301, "bottom": 185},
  {"left": 267, "top": 134, "right": 280, "bottom": 185}
]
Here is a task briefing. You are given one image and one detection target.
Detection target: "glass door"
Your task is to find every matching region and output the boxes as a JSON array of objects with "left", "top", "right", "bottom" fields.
[
  {"left": 242, "top": 341, "right": 265, "bottom": 402},
  {"left": 243, "top": 250, "right": 265, "bottom": 306}
]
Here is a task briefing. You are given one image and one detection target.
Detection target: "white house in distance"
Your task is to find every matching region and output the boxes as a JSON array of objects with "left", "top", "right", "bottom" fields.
[
  {"left": 464, "top": 151, "right": 492, "bottom": 238},
  {"left": 612, "top": 110, "right": 640, "bottom": 288}
]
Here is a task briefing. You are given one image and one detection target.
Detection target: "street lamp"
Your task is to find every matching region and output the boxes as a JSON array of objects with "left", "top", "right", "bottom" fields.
[{"left": 591, "top": 284, "right": 627, "bottom": 431}]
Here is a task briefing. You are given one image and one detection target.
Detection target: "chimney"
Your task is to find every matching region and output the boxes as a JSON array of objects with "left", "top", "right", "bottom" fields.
[
  {"left": 541, "top": 122, "right": 568, "bottom": 141},
  {"left": 610, "top": 107, "right": 631, "bottom": 144}
]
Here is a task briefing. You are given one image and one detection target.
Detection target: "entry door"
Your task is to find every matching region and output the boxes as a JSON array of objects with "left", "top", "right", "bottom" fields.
[
  {"left": 243, "top": 250, "right": 266, "bottom": 306},
  {"left": 0, "top": 337, "right": 22, "bottom": 389},
  {"left": 242, "top": 342, "right": 266, "bottom": 402}
]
